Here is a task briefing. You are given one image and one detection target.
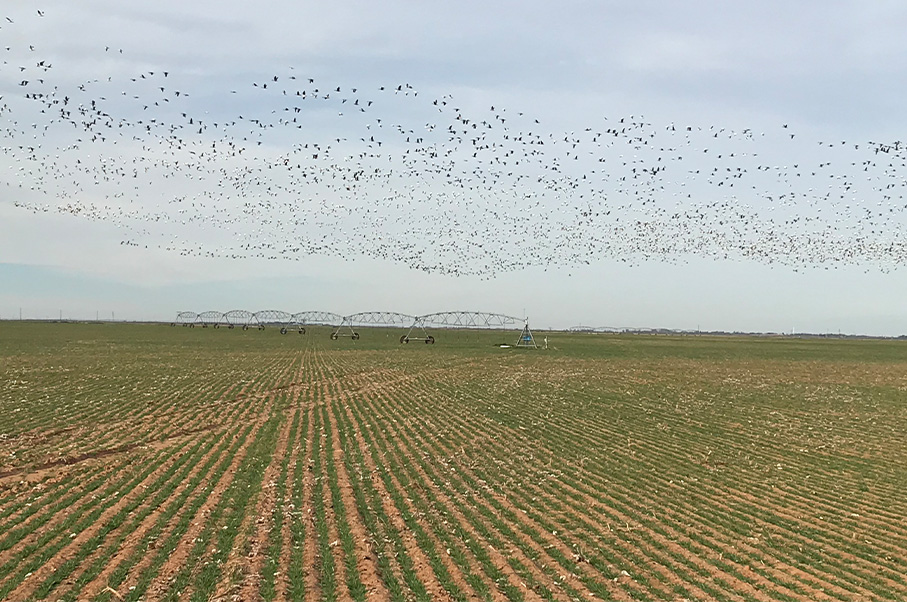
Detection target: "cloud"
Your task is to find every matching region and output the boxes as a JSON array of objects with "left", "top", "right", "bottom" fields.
[{"left": 4, "top": 0, "right": 907, "bottom": 334}]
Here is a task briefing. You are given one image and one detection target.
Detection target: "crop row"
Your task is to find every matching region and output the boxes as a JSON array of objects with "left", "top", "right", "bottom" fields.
[{"left": 1, "top": 325, "right": 905, "bottom": 601}]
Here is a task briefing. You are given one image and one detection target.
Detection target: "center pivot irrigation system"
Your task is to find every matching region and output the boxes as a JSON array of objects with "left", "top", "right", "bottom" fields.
[{"left": 173, "top": 310, "right": 538, "bottom": 347}]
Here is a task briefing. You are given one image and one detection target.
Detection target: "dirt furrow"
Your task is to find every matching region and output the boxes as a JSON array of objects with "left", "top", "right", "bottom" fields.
[
  {"left": 138, "top": 413, "right": 274, "bottom": 600},
  {"left": 1, "top": 443, "right": 191, "bottom": 601},
  {"left": 47, "top": 431, "right": 225, "bottom": 602},
  {"left": 230, "top": 395, "right": 299, "bottom": 601},
  {"left": 73, "top": 431, "right": 237, "bottom": 601},
  {"left": 398, "top": 379, "right": 798, "bottom": 601},
  {"left": 350, "top": 383, "right": 626, "bottom": 602},
  {"left": 338, "top": 395, "right": 509, "bottom": 602},
  {"left": 325, "top": 396, "right": 391, "bottom": 601},
  {"left": 427, "top": 401, "right": 836, "bottom": 602},
  {"left": 335, "top": 367, "right": 560, "bottom": 602},
  {"left": 412, "top": 371, "right": 876, "bottom": 601},
  {"left": 273, "top": 349, "right": 311, "bottom": 601},
  {"left": 313, "top": 390, "right": 352, "bottom": 601},
  {"left": 77, "top": 391, "right": 273, "bottom": 601},
  {"left": 301, "top": 402, "right": 321, "bottom": 602},
  {"left": 272, "top": 404, "right": 303, "bottom": 602}
]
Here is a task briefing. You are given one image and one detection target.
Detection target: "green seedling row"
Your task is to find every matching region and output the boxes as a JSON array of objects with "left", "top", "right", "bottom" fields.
[{"left": 1, "top": 322, "right": 906, "bottom": 601}]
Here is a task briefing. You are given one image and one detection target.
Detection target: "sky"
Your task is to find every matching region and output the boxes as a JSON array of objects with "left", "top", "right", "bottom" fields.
[{"left": 3, "top": 0, "right": 907, "bottom": 335}]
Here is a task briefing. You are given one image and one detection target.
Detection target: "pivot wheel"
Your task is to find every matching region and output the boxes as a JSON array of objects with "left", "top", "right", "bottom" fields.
[
  {"left": 330, "top": 332, "right": 338, "bottom": 340},
  {"left": 280, "top": 328, "right": 288, "bottom": 335},
  {"left": 426, "top": 336, "right": 435, "bottom": 344}
]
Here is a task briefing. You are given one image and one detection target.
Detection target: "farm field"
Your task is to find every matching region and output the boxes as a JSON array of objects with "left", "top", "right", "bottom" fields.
[{"left": 1, "top": 322, "right": 907, "bottom": 602}]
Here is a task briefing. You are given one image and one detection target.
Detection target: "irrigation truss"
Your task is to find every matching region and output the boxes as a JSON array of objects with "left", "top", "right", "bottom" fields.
[
  {"left": 172, "top": 309, "right": 529, "bottom": 343},
  {"left": 419, "top": 311, "right": 521, "bottom": 329}
]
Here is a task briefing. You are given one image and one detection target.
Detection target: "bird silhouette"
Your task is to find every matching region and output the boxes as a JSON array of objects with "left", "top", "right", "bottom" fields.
[{"left": 3, "top": 8, "right": 907, "bottom": 277}]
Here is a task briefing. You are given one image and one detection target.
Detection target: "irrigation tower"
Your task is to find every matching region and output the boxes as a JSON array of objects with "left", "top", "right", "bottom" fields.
[{"left": 515, "top": 318, "right": 538, "bottom": 348}]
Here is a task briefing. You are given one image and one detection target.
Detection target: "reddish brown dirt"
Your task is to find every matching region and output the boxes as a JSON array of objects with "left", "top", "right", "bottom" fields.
[
  {"left": 323, "top": 399, "right": 391, "bottom": 601},
  {"left": 314, "top": 389, "right": 352, "bottom": 602},
  {"left": 273, "top": 351, "right": 311, "bottom": 601},
  {"left": 300, "top": 403, "right": 321, "bottom": 602},
  {"left": 273, "top": 406, "right": 303, "bottom": 601},
  {"left": 392, "top": 380, "right": 764, "bottom": 602},
  {"left": 339, "top": 397, "right": 507, "bottom": 602},
  {"left": 3, "top": 440, "right": 200, "bottom": 601},
  {"left": 73, "top": 427, "right": 236, "bottom": 601},
  {"left": 141, "top": 414, "right": 274, "bottom": 601},
  {"left": 350, "top": 384, "right": 600, "bottom": 602},
  {"left": 0, "top": 423, "right": 222, "bottom": 480},
  {"left": 418, "top": 392, "right": 826, "bottom": 602},
  {"left": 80, "top": 391, "right": 274, "bottom": 601},
  {"left": 224, "top": 401, "right": 297, "bottom": 602}
]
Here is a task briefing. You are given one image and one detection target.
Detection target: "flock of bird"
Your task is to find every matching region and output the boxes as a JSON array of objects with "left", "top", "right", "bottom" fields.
[{"left": 4, "top": 8, "right": 907, "bottom": 276}]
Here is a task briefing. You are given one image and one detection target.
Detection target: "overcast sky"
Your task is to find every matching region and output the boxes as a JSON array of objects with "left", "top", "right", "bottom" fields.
[{"left": 3, "top": 0, "right": 907, "bottom": 335}]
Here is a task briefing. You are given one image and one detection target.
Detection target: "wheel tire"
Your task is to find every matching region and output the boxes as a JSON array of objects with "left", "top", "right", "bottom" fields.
[
  {"left": 427, "top": 336, "right": 435, "bottom": 344},
  {"left": 242, "top": 325, "right": 248, "bottom": 331},
  {"left": 229, "top": 324, "right": 235, "bottom": 329},
  {"left": 298, "top": 328, "right": 306, "bottom": 335},
  {"left": 280, "top": 328, "right": 288, "bottom": 335},
  {"left": 400, "top": 335, "right": 407, "bottom": 344},
  {"left": 352, "top": 332, "right": 360, "bottom": 340},
  {"left": 330, "top": 333, "right": 338, "bottom": 340},
  {"left": 214, "top": 324, "right": 219, "bottom": 329}
]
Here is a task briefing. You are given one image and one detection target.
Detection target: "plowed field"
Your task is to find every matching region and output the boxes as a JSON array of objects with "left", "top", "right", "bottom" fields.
[{"left": 2, "top": 322, "right": 906, "bottom": 601}]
